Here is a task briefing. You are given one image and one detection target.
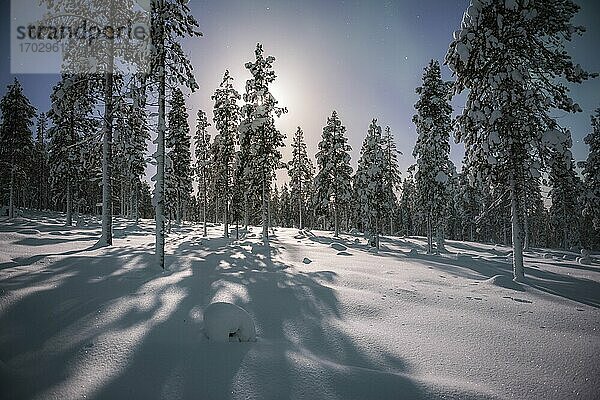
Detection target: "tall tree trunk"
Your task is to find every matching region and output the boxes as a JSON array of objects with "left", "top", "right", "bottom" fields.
[
  {"left": 510, "top": 177, "right": 525, "bottom": 282},
  {"left": 224, "top": 199, "right": 229, "bottom": 238},
  {"left": 202, "top": 186, "right": 207, "bottom": 237},
  {"left": 244, "top": 197, "right": 248, "bottom": 230},
  {"left": 426, "top": 214, "right": 433, "bottom": 254},
  {"left": 8, "top": 161, "right": 15, "bottom": 219},
  {"left": 155, "top": 0, "right": 166, "bottom": 269},
  {"left": 262, "top": 172, "right": 268, "bottom": 240},
  {"left": 298, "top": 180, "right": 303, "bottom": 230},
  {"left": 436, "top": 224, "right": 445, "bottom": 254},
  {"left": 334, "top": 200, "right": 339, "bottom": 237},
  {"left": 100, "top": 68, "right": 114, "bottom": 244},
  {"left": 66, "top": 183, "right": 72, "bottom": 226}
]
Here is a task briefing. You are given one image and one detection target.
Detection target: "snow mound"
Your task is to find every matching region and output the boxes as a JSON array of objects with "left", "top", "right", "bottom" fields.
[
  {"left": 543, "top": 253, "right": 553, "bottom": 259},
  {"left": 482, "top": 274, "right": 522, "bottom": 290},
  {"left": 330, "top": 242, "right": 347, "bottom": 251},
  {"left": 203, "top": 302, "right": 256, "bottom": 343},
  {"left": 302, "top": 257, "right": 312, "bottom": 264}
]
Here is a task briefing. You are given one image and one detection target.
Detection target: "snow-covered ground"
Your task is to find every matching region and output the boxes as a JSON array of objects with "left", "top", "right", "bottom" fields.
[{"left": 1, "top": 213, "right": 599, "bottom": 399}]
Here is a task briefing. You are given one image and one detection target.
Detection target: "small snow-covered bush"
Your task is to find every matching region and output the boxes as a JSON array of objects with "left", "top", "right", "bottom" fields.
[
  {"left": 302, "top": 257, "right": 312, "bottom": 264},
  {"left": 203, "top": 302, "right": 256, "bottom": 342}
]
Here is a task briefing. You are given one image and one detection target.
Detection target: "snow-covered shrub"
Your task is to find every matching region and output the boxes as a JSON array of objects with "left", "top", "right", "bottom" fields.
[{"left": 203, "top": 302, "right": 256, "bottom": 342}]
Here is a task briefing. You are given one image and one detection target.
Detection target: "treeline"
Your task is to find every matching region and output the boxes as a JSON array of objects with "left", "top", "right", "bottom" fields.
[{"left": 0, "top": 0, "right": 599, "bottom": 276}]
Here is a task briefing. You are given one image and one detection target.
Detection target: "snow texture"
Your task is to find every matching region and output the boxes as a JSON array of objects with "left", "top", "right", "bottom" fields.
[{"left": 0, "top": 213, "right": 598, "bottom": 400}]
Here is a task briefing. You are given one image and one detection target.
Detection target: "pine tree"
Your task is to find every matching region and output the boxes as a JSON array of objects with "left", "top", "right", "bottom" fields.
[
  {"left": 399, "top": 174, "right": 417, "bottom": 237},
  {"left": 0, "top": 79, "right": 37, "bottom": 219},
  {"left": 314, "top": 111, "right": 353, "bottom": 237},
  {"left": 446, "top": 0, "right": 595, "bottom": 281},
  {"left": 212, "top": 70, "right": 241, "bottom": 238},
  {"left": 238, "top": 43, "right": 287, "bottom": 241},
  {"left": 582, "top": 109, "right": 600, "bottom": 233},
  {"left": 547, "top": 129, "right": 581, "bottom": 250},
  {"left": 34, "top": 113, "right": 50, "bottom": 211},
  {"left": 412, "top": 60, "right": 453, "bottom": 254},
  {"left": 288, "top": 127, "right": 314, "bottom": 230},
  {"left": 354, "top": 119, "right": 387, "bottom": 248},
  {"left": 194, "top": 109, "right": 211, "bottom": 237},
  {"left": 47, "top": 74, "right": 98, "bottom": 226},
  {"left": 166, "top": 88, "right": 193, "bottom": 224},
  {"left": 151, "top": 0, "right": 201, "bottom": 268},
  {"left": 381, "top": 125, "right": 402, "bottom": 234}
]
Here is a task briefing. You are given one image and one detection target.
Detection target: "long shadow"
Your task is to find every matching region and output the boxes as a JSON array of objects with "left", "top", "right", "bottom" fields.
[
  {"left": 0, "top": 229, "right": 441, "bottom": 400},
  {"left": 91, "top": 235, "right": 433, "bottom": 399},
  {"left": 379, "top": 238, "right": 600, "bottom": 308}
]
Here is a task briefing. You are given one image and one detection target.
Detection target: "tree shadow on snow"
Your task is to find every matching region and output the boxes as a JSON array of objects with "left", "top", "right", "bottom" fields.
[
  {"left": 378, "top": 237, "right": 600, "bottom": 309},
  {"left": 0, "top": 231, "right": 443, "bottom": 400}
]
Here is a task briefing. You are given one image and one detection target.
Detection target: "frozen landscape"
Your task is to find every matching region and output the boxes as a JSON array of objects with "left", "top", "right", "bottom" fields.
[{"left": 1, "top": 213, "right": 598, "bottom": 400}]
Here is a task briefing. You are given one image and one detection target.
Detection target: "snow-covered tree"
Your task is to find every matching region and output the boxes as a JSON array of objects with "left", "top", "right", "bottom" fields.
[
  {"left": 47, "top": 75, "right": 98, "bottom": 226},
  {"left": 314, "top": 111, "right": 353, "bottom": 237},
  {"left": 381, "top": 125, "right": 402, "bottom": 234},
  {"left": 399, "top": 173, "right": 417, "bottom": 237},
  {"left": 354, "top": 119, "right": 387, "bottom": 248},
  {"left": 0, "top": 79, "right": 36, "bottom": 219},
  {"left": 34, "top": 113, "right": 50, "bottom": 211},
  {"left": 582, "top": 109, "right": 600, "bottom": 232},
  {"left": 166, "top": 88, "right": 193, "bottom": 224},
  {"left": 212, "top": 70, "right": 241, "bottom": 238},
  {"left": 446, "top": 0, "right": 595, "bottom": 280},
  {"left": 151, "top": 0, "right": 201, "bottom": 268},
  {"left": 412, "top": 60, "right": 453, "bottom": 254},
  {"left": 547, "top": 130, "right": 581, "bottom": 250},
  {"left": 288, "top": 127, "right": 314, "bottom": 230},
  {"left": 194, "top": 109, "right": 211, "bottom": 237},
  {"left": 238, "top": 43, "right": 287, "bottom": 241}
]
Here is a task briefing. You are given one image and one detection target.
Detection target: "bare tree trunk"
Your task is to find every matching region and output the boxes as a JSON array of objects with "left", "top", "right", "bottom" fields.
[
  {"left": 8, "top": 162, "right": 15, "bottom": 219},
  {"left": 202, "top": 187, "right": 207, "bottom": 237},
  {"left": 66, "top": 183, "right": 72, "bottom": 226},
  {"left": 334, "top": 200, "right": 339, "bottom": 237},
  {"left": 99, "top": 55, "right": 114, "bottom": 245},
  {"left": 155, "top": 0, "right": 166, "bottom": 269},
  {"left": 510, "top": 177, "right": 524, "bottom": 282},
  {"left": 426, "top": 214, "right": 433, "bottom": 254},
  {"left": 298, "top": 180, "right": 303, "bottom": 230},
  {"left": 262, "top": 172, "right": 268, "bottom": 241}
]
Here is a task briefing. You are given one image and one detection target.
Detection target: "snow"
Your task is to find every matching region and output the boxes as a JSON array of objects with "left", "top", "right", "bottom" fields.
[
  {"left": 203, "top": 302, "right": 257, "bottom": 342},
  {"left": 1, "top": 213, "right": 599, "bottom": 399}
]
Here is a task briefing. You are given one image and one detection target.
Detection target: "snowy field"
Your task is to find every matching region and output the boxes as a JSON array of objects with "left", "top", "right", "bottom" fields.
[{"left": 1, "top": 213, "right": 599, "bottom": 400}]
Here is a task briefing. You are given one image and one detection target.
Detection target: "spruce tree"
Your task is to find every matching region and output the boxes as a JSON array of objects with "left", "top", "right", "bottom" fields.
[
  {"left": 381, "top": 125, "right": 402, "bottom": 234},
  {"left": 354, "top": 119, "right": 387, "bottom": 248},
  {"left": 151, "top": 0, "right": 201, "bottom": 268},
  {"left": 288, "top": 127, "right": 315, "bottom": 230},
  {"left": 239, "top": 43, "right": 287, "bottom": 241},
  {"left": 314, "top": 111, "right": 353, "bottom": 237},
  {"left": 446, "top": 0, "right": 595, "bottom": 280},
  {"left": 0, "top": 79, "right": 36, "bottom": 219},
  {"left": 194, "top": 109, "right": 211, "bottom": 237},
  {"left": 582, "top": 109, "right": 600, "bottom": 233},
  {"left": 212, "top": 70, "right": 241, "bottom": 238},
  {"left": 412, "top": 60, "right": 453, "bottom": 254},
  {"left": 47, "top": 75, "right": 97, "bottom": 226},
  {"left": 547, "top": 130, "right": 581, "bottom": 250},
  {"left": 166, "top": 88, "right": 193, "bottom": 224},
  {"left": 34, "top": 113, "right": 50, "bottom": 211}
]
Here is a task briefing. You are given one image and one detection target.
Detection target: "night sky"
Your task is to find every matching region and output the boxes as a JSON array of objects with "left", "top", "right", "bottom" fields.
[{"left": 1, "top": 0, "right": 599, "bottom": 182}]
